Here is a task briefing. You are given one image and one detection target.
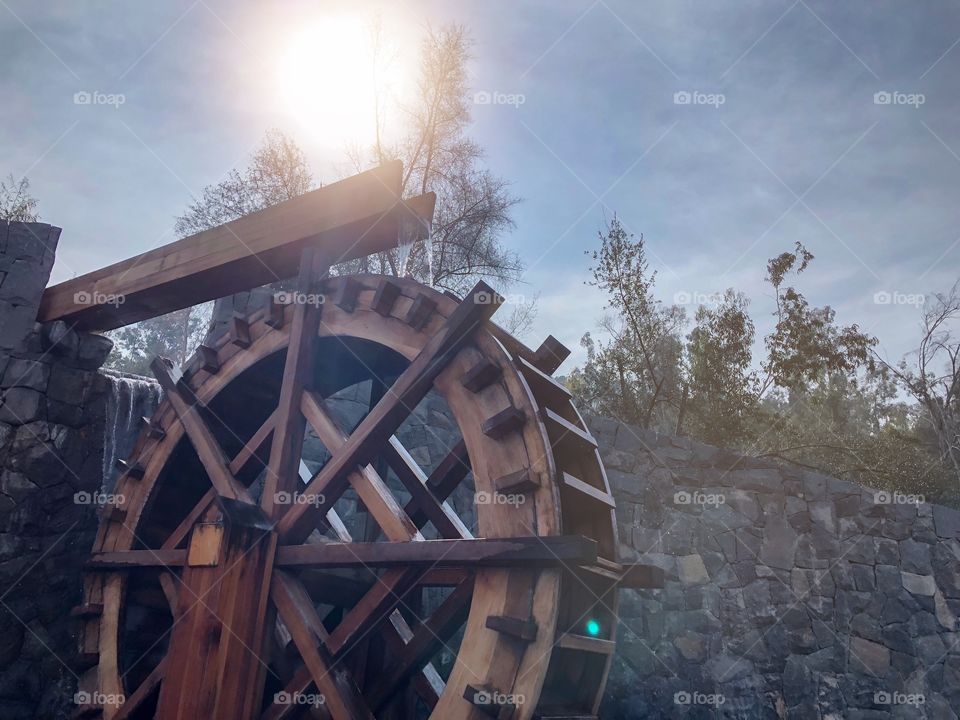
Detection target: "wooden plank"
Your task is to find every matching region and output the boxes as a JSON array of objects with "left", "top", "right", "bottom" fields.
[
  {"left": 150, "top": 357, "right": 254, "bottom": 504},
  {"left": 555, "top": 633, "right": 615, "bottom": 655},
  {"left": 112, "top": 659, "right": 165, "bottom": 720},
  {"left": 461, "top": 359, "right": 502, "bottom": 393},
  {"left": 262, "top": 247, "right": 327, "bottom": 520},
  {"left": 382, "top": 437, "right": 471, "bottom": 539},
  {"left": 300, "top": 392, "right": 422, "bottom": 542},
  {"left": 277, "top": 281, "right": 503, "bottom": 543},
  {"left": 40, "top": 162, "right": 436, "bottom": 330},
  {"left": 481, "top": 407, "right": 526, "bottom": 440},
  {"left": 276, "top": 536, "right": 597, "bottom": 569},
  {"left": 271, "top": 571, "right": 375, "bottom": 720},
  {"left": 367, "top": 578, "right": 474, "bottom": 710},
  {"left": 88, "top": 548, "right": 187, "bottom": 568},
  {"left": 540, "top": 407, "right": 598, "bottom": 452},
  {"left": 404, "top": 294, "right": 437, "bottom": 330},
  {"left": 532, "top": 335, "right": 570, "bottom": 374},
  {"left": 559, "top": 472, "right": 616, "bottom": 509}
]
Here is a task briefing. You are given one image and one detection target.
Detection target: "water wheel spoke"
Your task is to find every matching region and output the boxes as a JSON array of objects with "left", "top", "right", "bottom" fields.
[
  {"left": 367, "top": 577, "right": 475, "bottom": 711},
  {"left": 263, "top": 248, "right": 328, "bottom": 520},
  {"left": 382, "top": 437, "right": 471, "bottom": 539},
  {"left": 151, "top": 357, "right": 253, "bottom": 504},
  {"left": 271, "top": 570, "right": 375, "bottom": 720},
  {"left": 301, "top": 391, "right": 422, "bottom": 542},
  {"left": 278, "top": 281, "right": 503, "bottom": 543},
  {"left": 112, "top": 658, "right": 166, "bottom": 719}
]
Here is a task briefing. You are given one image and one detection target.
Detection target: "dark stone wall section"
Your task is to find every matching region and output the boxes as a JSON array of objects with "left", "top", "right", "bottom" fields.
[{"left": 0, "top": 223, "right": 116, "bottom": 719}]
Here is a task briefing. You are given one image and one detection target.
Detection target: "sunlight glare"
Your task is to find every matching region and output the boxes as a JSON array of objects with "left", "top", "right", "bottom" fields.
[{"left": 277, "top": 15, "right": 405, "bottom": 146}]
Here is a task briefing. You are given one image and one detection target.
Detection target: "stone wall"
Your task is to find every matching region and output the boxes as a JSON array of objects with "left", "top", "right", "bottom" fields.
[
  {"left": 0, "top": 222, "right": 116, "bottom": 719},
  {"left": 589, "top": 414, "right": 960, "bottom": 719}
]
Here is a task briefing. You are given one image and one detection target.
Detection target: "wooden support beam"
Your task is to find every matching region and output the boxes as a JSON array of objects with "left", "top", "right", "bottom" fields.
[
  {"left": 261, "top": 248, "right": 327, "bottom": 520},
  {"left": 151, "top": 357, "right": 255, "bottom": 505},
  {"left": 367, "top": 578, "right": 474, "bottom": 710},
  {"left": 271, "top": 571, "right": 375, "bottom": 720},
  {"left": 276, "top": 536, "right": 598, "bottom": 569},
  {"left": 39, "top": 162, "right": 436, "bottom": 331},
  {"left": 88, "top": 548, "right": 187, "bottom": 568},
  {"left": 299, "top": 391, "right": 422, "bottom": 542}
]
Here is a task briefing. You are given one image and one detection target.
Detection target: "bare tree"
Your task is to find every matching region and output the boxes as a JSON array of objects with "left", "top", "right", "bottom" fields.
[
  {"left": 0, "top": 175, "right": 39, "bottom": 221},
  {"left": 346, "top": 23, "right": 523, "bottom": 295},
  {"left": 874, "top": 280, "right": 960, "bottom": 480},
  {"left": 174, "top": 130, "right": 313, "bottom": 237}
]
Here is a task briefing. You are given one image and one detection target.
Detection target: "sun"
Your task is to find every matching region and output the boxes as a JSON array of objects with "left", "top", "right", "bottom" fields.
[{"left": 276, "top": 15, "right": 405, "bottom": 146}]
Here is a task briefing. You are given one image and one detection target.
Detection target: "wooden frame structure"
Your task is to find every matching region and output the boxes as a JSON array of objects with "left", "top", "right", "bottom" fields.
[{"left": 62, "top": 163, "right": 662, "bottom": 720}]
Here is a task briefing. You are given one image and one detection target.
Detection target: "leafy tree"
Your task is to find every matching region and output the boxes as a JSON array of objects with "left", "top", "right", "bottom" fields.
[
  {"left": 567, "top": 216, "right": 685, "bottom": 428},
  {"left": 761, "top": 242, "right": 876, "bottom": 396},
  {"left": 105, "top": 307, "right": 208, "bottom": 375},
  {"left": 0, "top": 175, "right": 39, "bottom": 221},
  {"left": 681, "top": 290, "right": 757, "bottom": 445}
]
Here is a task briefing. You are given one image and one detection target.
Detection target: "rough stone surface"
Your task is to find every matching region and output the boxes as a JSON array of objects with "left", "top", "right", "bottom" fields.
[{"left": 595, "top": 413, "right": 960, "bottom": 718}]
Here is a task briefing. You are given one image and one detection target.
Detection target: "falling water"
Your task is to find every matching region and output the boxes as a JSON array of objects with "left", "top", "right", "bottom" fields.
[{"left": 101, "top": 369, "right": 161, "bottom": 493}]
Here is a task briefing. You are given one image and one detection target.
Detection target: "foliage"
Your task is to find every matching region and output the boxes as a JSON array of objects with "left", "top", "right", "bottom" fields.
[
  {"left": 0, "top": 175, "right": 39, "bottom": 221},
  {"left": 569, "top": 219, "right": 956, "bottom": 501}
]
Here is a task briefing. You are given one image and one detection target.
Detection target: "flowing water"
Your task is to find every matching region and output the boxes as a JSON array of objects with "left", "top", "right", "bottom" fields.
[{"left": 101, "top": 369, "right": 161, "bottom": 493}]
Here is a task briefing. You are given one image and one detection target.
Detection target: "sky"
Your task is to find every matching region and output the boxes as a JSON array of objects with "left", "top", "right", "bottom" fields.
[{"left": 2, "top": 0, "right": 958, "bottom": 371}]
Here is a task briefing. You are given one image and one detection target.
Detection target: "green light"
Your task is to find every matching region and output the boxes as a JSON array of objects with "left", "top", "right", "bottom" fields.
[{"left": 586, "top": 619, "right": 601, "bottom": 637}]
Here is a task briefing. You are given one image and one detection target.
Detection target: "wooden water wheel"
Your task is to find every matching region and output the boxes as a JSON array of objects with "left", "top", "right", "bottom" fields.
[{"left": 73, "top": 252, "right": 659, "bottom": 720}]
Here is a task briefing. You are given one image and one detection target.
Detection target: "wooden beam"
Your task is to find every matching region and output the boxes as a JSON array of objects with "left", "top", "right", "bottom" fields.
[
  {"left": 276, "top": 536, "right": 598, "bottom": 569},
  {"left": 88, "top": 548, "right": 187, "bottom": 568},
  {"left": 270, "top": 571, "right": 375, "bottom": 720},
  {"left": 150, "top": 357, "right": 254, "bottom": 505},
  {"left": 261, "top": 247, "right": 327, "bottom": 520},
  {"left": 39, "top": 162, "right": 436, "bottom": 330},
  {"left": 367, "top": 578, "right": 474, "bottom": 710}
]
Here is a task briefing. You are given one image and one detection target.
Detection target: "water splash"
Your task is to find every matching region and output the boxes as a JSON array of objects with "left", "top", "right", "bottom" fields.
[{"left": 101, "top": 370, "right": 161, "bottom": 493}]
